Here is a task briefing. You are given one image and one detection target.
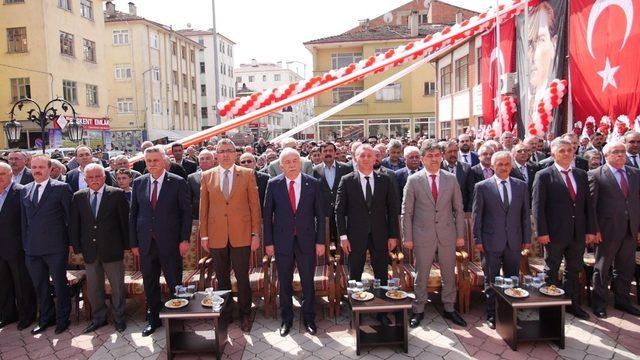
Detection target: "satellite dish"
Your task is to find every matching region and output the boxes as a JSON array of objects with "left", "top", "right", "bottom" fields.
[{"left": 383, "top": 12, "right": 393, "bottom": 24}]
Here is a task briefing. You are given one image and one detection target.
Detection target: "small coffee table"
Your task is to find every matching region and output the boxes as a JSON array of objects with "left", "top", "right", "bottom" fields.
[
  {"left": 348, "top": 288, "right": 412, "bottom": 355},
  {"left": 492, "top": 285, "right": 570, "bottom": 351},
  {"left": 160, "top": 292, "right": 230, "bottom": 360}
]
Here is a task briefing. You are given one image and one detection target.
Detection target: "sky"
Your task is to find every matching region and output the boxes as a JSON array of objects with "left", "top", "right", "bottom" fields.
[{"left": 113, "top": 0, "right": 500, "bottom": 77}]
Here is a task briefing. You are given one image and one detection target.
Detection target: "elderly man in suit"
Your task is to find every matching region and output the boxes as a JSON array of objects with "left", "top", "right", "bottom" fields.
[
  {"left": 265, "top": 138, "right": 313, "bottom": 176},
  {"left": 533, "top": 138, "right": 596, "bottom": 320},
  {"left": 187, "top": 149, "right": 216, "bottom": 221},
  {"left": 538, "top": 134, "right": 589, "bottom": 172},
  {"left": 0, "top": 162, "right": 36, "bottom": 330},
  {"left": 263, "top": 148, "right": 325, "bottom": 336},
  {"left": 66, "top": 145, "right": 113, "bottom": 192},
  {"left": 525, "top": 136, "right": 548, "bottom": 165},
  {"left": 470, "top": 145, "right": 495, "bottom": 186},
  {"left": 21, "top": 154, "right": 73, "bottom": 334},
  {"left": 510, "top": 142, "right": 539, "bottom": 197},
  {"left": 199, "top": 140, "right": 261, "bottom": 332},
  {"left": 395, "top": 146, "right": 422, "bottom": 202},
  {"left": 402, "top": 140, "right": 467, "bottom": 328},
  {"left": 441, "top": 140, "right": 474, "bottom": 212},
  {"left": 623, "top": 131, "right": 640, "bottom": 168},
  {"left": 8, "top": 151, "right": 33, "bottom": 185},
  {"left": 239, "top": 152, "right": 270, "bottom": 210},
  {"left": 70, "top": 164, "right": 130, "bottom": 333},
  {"left": 589, "top": 141, "right": 640, "bottom": 318},
  {"left": 130, "top": 146, "right": 192, "bottom": 336},
  {"left": 473, "top": 151, "right": 531, "bottom": 329}
]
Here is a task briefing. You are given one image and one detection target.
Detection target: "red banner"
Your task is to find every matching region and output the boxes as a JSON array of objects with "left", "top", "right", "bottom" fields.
[
  {"left": 570, "top": 0, "right": 640, "bottom": 123},
  {"left": 481, "top": 17, "right": 516, "bottom": 125}
]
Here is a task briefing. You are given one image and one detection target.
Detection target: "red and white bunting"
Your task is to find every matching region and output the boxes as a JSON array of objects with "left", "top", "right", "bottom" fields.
[{"left": 527, "top": 79, "right": 568, "bottom": 137}]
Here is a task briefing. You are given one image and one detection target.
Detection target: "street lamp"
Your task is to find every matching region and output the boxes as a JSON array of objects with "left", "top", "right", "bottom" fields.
[{"left": 5, "top": 97, "right": 83, "bottom": 153}]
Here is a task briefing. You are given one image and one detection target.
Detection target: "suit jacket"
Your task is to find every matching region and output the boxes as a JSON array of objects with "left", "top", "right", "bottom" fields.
[
  {"left": 132, "top": 159, "right": 146, "bottom": 174},
  {"left": 532, "top": 166, "right": 595, "bottom": 244},
  {"left": 378, "top": 166, "right": 400, "bottom": 207},
  {"left": 66, "top": 167, "right": 114, "bottom": 193},
  {"left": 588, "top": 165, "right": 640, "bottom": 239},
  {"left": 266, "top": 158, "right": 314, "bottom": 177},
  {"left": 21, "top": 180, "right": 73, "bottom": 256},
  {"left": 538, "top": 156, "right": 589, "bottom": 172},
  {"left": 177, "top": 159, "right": 198, "bottom": 176},
  {"left": 472, "top": 177, "right": 531, "bottom": 252},
  {"left": 510, "top": 162, "right": 540, "bottom": 194},
  {"left": 312, "top": 161, "right": 352, "bottom": 217},
  {"left": 470, "top": 164, "right": 492, "bottom": 185},
  {"left": 401, "top": 170, "right": 465, "bottom": 247},
  {"left": 255, "top": 171, "right": 270, "bottom": 210},
  {"left": 335, "top": 171, "right": 400, "bottom": 253},
  {"left": 529, "top": 151, "right": 549, "bottom": 164},
  {"left": 70, "top": 186, "right": 130, "bottom": 263},
  {"left": 459, "top": 151, "right": 479, "bottom": 167},
  {"left": 199, "top": 166, "right": 262, "bottom": 249},
  {"left": 625, "top": 154, "right": 640, "bottom": 168},
  {"left": 381, "top": 157, "right": 406, "bottom": 171},
  {"left": 17, "top": 168, "right": 34, "bottom": 185},
  {"left": 395, "top": 167, "right": 421, "bottom": 203},
  {"left": 263, "top": 173, "right": 325, "bottom": 255},
  {"left": 142, "top": 162, "right": 187, "bottom": 180},
  {"left": 187, "top": 170, "right": 203, "bottom": 219},
  {"left": 0, "top": 183, "right": 24, "bottom": 260},
  {"left": 441, "top": 161, "right": 474, "bottom": 212},
  {"left": 129, "top": 172, "right": 192, "bottom": 256}
]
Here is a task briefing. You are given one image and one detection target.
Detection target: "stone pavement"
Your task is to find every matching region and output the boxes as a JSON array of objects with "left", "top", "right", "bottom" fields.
[{"left": 0, "top": 288, "right": 638, "bottom": 360}]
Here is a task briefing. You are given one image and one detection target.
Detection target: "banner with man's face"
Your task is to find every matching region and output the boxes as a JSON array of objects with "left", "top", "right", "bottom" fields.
[{"left": 515, "top": 0, "right": 568, "bottom": 138}]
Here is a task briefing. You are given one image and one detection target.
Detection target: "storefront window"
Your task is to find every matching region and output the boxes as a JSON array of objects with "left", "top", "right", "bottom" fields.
[
  {"left": 455, "top": 118, "right": 470, "bottom": 136},
  {"left": 389, "top": 118, "right": 410, "bottom": 138},
  {"left": 440, "top": 121, "right": 451, "bottom": 140},
  {"left": 415, "top": 117, "right": 436, "bottom": 139}
]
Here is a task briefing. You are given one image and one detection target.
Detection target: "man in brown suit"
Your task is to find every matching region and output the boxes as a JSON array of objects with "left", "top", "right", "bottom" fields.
[{"left": 199, "top": 139, "right": 262, "bottom": 332}]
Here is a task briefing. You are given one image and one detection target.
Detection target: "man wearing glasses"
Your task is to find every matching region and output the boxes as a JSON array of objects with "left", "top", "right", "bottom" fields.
[
  {"left": 239, "top": 152, "right": 270, "bottom": 211},
  {"left": 510, "top": 142, "right": 539, "bottom": 199}
]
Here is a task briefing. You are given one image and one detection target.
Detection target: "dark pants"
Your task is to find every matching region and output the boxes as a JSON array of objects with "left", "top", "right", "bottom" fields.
[
  {"left": 276, "top": 238, "right": 316, "bottom": 324},
  {"left": 210, "top": 244, "right": 251, "bottom": 317},
  {"left": 140, "top": 240, "right": 182, "bottom": 324},
  {"left": 592, "top": 227, "right": 636, "bottom": 311},
  {"left": 26, "top": 252, "right": 71, "bottom": 327},
  {"left": 482, "top": 246, "right": 521, "bottom": 318},
  {"left": 544, "top": 237, "right": 585, "bottom": 305},
  {"left": 0, "top": 255, "right": 36, "bottom": 324},
  {"left": 349, "top": 234, "right": 388, "bottom": 286}
]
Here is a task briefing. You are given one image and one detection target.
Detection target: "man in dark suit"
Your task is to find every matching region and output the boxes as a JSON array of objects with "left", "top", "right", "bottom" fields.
[
  {"left": 70, "top": 164, "right": 129, "bottom": 333},
  {"left": 263, "top": 148, "right": 325, "bottom": 336},
  {"left": 472, "top": 151, "right": 531, "bottom": 329},
  {"left": 0, "top": 163, "right": 36, "bottom": 330},
  {"left": 538, "top": 134, "right": 589, "bottom": 172},
  {"left": 510, "top": 143, "right": 539, "bottom": 197},
  {"left": 171, "top": 143, "right": 198, "bottom": 176},
  {"left": 336, "top": 144, "right": 399, "bottom": 324},
  {"left": 395, "top": 146, "right": 422, "bottom": 203},
  {"left": 532, "top": 138, "right": 596, "bottom": 320},
  {"left": 313, "top": 142, "right": 352, "bottom": 245},
  {"left": 458, "top": 134, "right": 479, "bottom": 166},
  {"left": 132, "top": 141, "right": 154, "bottom": 174},
  {"left": 21, "top": 154, "right": 73, "bottom": 335},
  {"left": 470, "top": 145, "right": 495, "bottom": 186},
  {"left": 524, "top": 136, "right": 548, "bottom": 165},
  {"left": 624, "top": 131, "right": 640, "bottom": 168},
  {"left": 8, "top": 151, "right": 33, "bottom": 185},
  {"left": 441, "top": 140, "right": 474, "bottom": 212},
  {"left": 589, "top": 141, "right": 640, "bottom": 318},
  {"left": 187, "top": 149, "right": 216, "bottom": 221},
  {"left": 66, "top": 145, "right": 113, "bottom": 192},
  {"left": 239, "top": 152, "right": 270, "bottom": 210},
  {"left": 130, "top": 146, "right": 192, "bottom": 336}
]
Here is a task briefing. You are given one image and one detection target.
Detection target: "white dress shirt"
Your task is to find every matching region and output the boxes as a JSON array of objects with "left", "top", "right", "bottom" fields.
[
  {"left": 357, "top": 170, "right": 375, "bottom": 197},
  {"left": 554, "top": 163, "right": 577, "bottom": 192},
  {"left": 32, "top": 178, "right": 49, "bottom": 203},
  {"left": 90, "top": 184, "right": 106, "bottom": 213},
  {"left": 493, "top": 175, "right": 512, "bottom": 204},
  {"left": 219, "top": 165, "right": 235, "bottom": 193},
  {"left": 323, "top": 162, "right": 336, "bottom": 189},
  {"left": 459, "top": 151, "right": 472, "bottom": 164},
  {"left": 425, "top": 169, "right": 440, "bottom": 193},
  {"left": 149, "top": 170, "right": 166, "bottom": 201},
  {"left": 285, "top": 173, "right": 302, "bottom": 207},
  {"left": 11, "top": 168, "right": 25, "bottom": 185}
]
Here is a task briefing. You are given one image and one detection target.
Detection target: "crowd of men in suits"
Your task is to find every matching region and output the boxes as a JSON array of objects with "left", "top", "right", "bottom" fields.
[{"left": 1, "top": 128, "right": 639, "bottom": 340}]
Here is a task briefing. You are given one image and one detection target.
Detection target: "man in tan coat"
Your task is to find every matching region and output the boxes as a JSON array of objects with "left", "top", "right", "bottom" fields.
[{"left": 199, "top": 139, "right": 261, "bottom": 332}]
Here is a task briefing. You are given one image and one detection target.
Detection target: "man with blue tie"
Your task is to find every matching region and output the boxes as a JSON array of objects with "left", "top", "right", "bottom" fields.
[
  {"left": 458, "top": 134, "right": 479, "bottom": 166},
  {"left": 130, "top": 146, "right": 192, "bottom": 336},
  {"left": 21, "top": 154, "right": 73, "bottom": 334},
  {"left": 263, "top": 148, "right": 325, "bottom": 336},
  {"left": 624, "top": 131, "right": 640, "bottom": 168}
]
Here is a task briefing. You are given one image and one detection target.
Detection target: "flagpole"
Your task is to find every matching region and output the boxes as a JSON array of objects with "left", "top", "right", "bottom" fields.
[
  {"left": 566, "top": 0, "right": 573, "bottom": 131},
  {"left": 495, "top": 0, "right": 501, "bottom": 128}
]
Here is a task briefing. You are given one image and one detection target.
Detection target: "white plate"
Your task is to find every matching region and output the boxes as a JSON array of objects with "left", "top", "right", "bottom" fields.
[
  {"left": 539, "top": 286, "right": 565, "bottom": 297},
  {"left": 165, "top": 298, "right": 189, "bottom": 309},
  {"left": 385, "top": 290, "right": 408, "bottom": 300},
  {"left": 504, "top": 288, "right": 529, "bottom": 298},
  {"left": 351, "top": 291, "right": 374, "bottom": 301}
]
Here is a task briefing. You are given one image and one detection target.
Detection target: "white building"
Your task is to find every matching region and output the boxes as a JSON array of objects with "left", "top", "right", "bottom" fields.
[
  {"left": 177, "top": 28, "right": 235, "bottom": 128},
  {"left": 234, "top": 60, "right": 314, "bottom": 139}
]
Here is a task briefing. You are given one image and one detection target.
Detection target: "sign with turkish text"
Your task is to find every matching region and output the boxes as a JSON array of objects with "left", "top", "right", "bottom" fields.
[{"left": 53, "top": 116, "right": 111, "bottom": 131}]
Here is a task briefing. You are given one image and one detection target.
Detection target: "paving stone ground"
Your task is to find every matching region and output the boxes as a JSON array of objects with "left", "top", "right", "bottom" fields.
[{"left": 1, "top": 285, "right": 638, "bottom": 360}]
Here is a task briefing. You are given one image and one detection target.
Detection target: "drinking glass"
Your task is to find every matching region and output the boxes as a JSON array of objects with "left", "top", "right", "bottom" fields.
[
  {"left": 510, "top": 276, "right": 520, "bottom": 288},
  {"left": 523, "top": 275, "right": 533, "bottom": 287},
  {"left": 390, "top": 278, "right": 400, "bottom": 290},
  {"left": 537, "top": 272, "right": 547, "bottom": 283},
  {"left": 532, "top": 277, "right": 543, "bottom": 288},
  {"left": 175, "top": 285, "right": 185, "bottom": 297},
  {"left": 503, "top": 278, "right": 513, "bottom": 289},
  {"left": 373, "top": 279, "right": 381, "bottom": 289},
  {"left": 362, "top": 279, "right": 370, "bottom": 291},
  {"left": 494, "top": 276, "right": 504, "bottom": 288},
  {"left": 186, "top": 284, "right": 196, "bottom": 297},
  {"left": 348, "top": 280, "right": 357, "bottom": 294},
  {"left": 355, "top": 282, "right": 363, "bottom": 294}
]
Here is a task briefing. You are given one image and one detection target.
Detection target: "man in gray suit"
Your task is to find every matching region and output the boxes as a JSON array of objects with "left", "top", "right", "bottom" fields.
[
  {"left": 473, "top": 151, "right": 531, "bottom": 330},
  {"left": 589, "top": 141, "right": 640, "bottom": 318},
  {"left": 402, "top": 140, "right": 467, "bottom": 328},
  {"left": 266, "top": 138, "right": 313, "bottom": 177}
]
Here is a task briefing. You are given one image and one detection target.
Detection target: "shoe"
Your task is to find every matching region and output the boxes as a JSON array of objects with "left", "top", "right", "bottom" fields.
[
  {"left": 279, "top": 322, "right": 292, "bottom": 337},
  {"left": 54, "top": 321, "right": 70, "bottom": 335},
  {"left": 31, "top": 321, "right": 55, "bottom": 335},
  {"left": 240, "top": 316, "right": 252, "bottom": 333},
  {"left": 567, "top": 306, "right": 590, "bottom": 320},
  {"left": 17, "top": 319, "right": 34, "bottom": 331},
  {"left": 142, "top": 322, "right": 161, "bottom": 337},
  {"left": 0, "top": 318, "right": 17, "bottom": 329},
  {"left": 485, "top": 317, "right": 496, "bottom": 330},
  {"left": 614, "top": 304, "right": 640, "bottom": 316},
  {"left": 83, "top": 321, "right": 107, "bottom": 334},
  {"left": 376, "top": 313, "right": 391, "bottom": 326},
  {"left": 304, "top": 320, "right": 317, "bottom": 335},
  {"left": 115, "top": 321, "right": 127, "bottom": 333},
  {"left": 593, "top": 310, "right": 607, "bottom": 319},
  {"left": 409, "top": 313, "right": 424, "bottom": 328},
  {"left": 444, "top": 311, "right": 467, "bottom": 327}
]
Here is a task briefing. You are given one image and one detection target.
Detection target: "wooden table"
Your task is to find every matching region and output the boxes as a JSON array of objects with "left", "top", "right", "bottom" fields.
[
  {"left": 348, "top": 288, "right": 412, "bottom": 355},
  {"left": 159, "top": 293, "right": 230, "bottom": 360},
  {"left": 492, "top": 285, "right": 570, "bottom": 351}
]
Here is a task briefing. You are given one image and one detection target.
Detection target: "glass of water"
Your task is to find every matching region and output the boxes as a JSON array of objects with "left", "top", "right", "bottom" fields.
[
  {"left": 494, "top": 276, "right": 504, "bottom": 288},
  {"left": 537, "top": 272, "right": 547, "bottom": 283},
  {"left": 532, "top": 277, "right": 543, "bottom": 288},
  {"left": 523, "top": 275, "right": 533, "bottom": 287},
  {"left": 510, "top": 276, "right": 520, "bottom": 288},
  {"left": 348, "top": 280, "right": 357, "bottom": 294},
  {"left": 373, "top": 279, "right": 381, "bottom": 289},
  {"left": 503, "top": 278, "right": 513, "bottom": 289}
]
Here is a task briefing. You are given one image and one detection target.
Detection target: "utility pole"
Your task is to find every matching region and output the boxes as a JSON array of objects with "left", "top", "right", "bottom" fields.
[{"left": 211, "top": 0, "right": 222, "bottom": 126}]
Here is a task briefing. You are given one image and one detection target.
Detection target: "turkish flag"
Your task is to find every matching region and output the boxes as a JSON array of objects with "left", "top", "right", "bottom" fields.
[
  {"left": 570, "top": 0, "right": 640, "bottom": 124},
  {"left": 481, "top": 17, "right": 516, "bottom": 125}
]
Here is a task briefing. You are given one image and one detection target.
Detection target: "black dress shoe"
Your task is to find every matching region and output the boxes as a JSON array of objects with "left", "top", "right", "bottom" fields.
[
  {"left": 376, "top": 313, "right": 391, "bottom": 326},
  {"left": 17, "top": 319, "right": 34, "bottom": 331},
  {"left": 31, "top": 321, "right": 55, "bottom": 334},
  {"left": 279, "top": 322, "right": 292, "bottom": 337},
  {"left": 83, "top": 321, "right": 107, "bottom": 334},
  {"left": 240, "top": 316, "right": 252, "bottom": 333},
  {"left": 485, "top": 317, "right": 496, "bottom": 330},
  {"left": 593, "top": 310, "right": 607, "bottom": 319},
  {"left": 303, "top": 320, "right": 317, "bottom": 335},
  {"left": 0, "top": 318, "right": 17, "bottom": 329},
  {"left": 444, "top": 311, "right": 467, "bottom": 327},
  {"left": 115, "top": 322, "right": 127, "bottom": 333},
  {"left": 615, "top": 304, "right": 640, "bottom": 316},
  {"left": 409, "top": 313, "right": 424, "bottom": 328},
  {"left": 567, "top": 306, "right": 590, "bottom": 320},
  {"left": 142, "top": 322, "right": 161, "bottom": 337},
  {"left": 55, "top": 321, "right": 70, "bottom": 335}
]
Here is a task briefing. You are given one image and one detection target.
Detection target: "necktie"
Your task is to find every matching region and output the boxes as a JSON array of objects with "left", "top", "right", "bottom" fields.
[
  {"left": 561, "top": 170, "right": 576, "bottom": 202},
  {"left": 91, "top": 192, "right": 98, "bottom": 218},
  {"left": 632, "top": 155, "right": 639, "bottom": 168},
  {"left": 411, "top": 170, "right": 415, "bottom": 175},
  {"left": 364, "top": 176, "right": 373, "bottom": 209},
  {"left": 288, "top": 180, "right": 297, "bottom": 213},
  {"left": 151, "top": 180, "right": 158, "bottom": 209},
  {"left": 32, "top": 184, "right": 41, "bottom": 206},
  {"left": 430, "top": 175, "right": 438, "bottom": 202},
  {"left": 463, "top": 154, "right": 469, "bottom": 164},
  {"left": 501, "top": 180, "right": 509, "bottom": 209},
  {"left": 484, "top": 167, "right": 492, "bottom": 179},
  {"left": 222, "top": 169, "right": 230, "bottom": 200},
  {"left": 618, "top": 169, "right": 629, "bottom": 198},
  {"left": 520, "top": 166, "right": 528, "bottom": 182}
]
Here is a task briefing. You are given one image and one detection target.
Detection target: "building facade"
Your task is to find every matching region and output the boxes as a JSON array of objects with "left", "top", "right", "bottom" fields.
[
  {"left": 177, "top": 29, "right": 235, "bottom": 129},
  {"left": 303, "top": 0, "right": 477, "bottom": 141},
  {"left": 104, "top": 1, "right": 203, "bottom": 151},
  {"left": 0, "top": 0, "right": 110, "bottom": 149}
]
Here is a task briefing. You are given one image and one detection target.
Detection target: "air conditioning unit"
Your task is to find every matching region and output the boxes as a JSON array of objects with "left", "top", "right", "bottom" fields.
[{"left": 499, "top": 72, "right": 517, "bottom": 95}]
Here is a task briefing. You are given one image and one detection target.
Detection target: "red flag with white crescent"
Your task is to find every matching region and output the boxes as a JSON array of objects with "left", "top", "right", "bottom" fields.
[
  {"left": 481, "top": 18, "right": 516, "bottom": 125},
  {"left": 570, "top": 0, "right": 640, "bottom": 123}
]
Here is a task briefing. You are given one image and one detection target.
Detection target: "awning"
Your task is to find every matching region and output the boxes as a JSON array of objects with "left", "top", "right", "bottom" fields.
[{"left": 149, "top": 129, "right": 199, "bottom": 142}]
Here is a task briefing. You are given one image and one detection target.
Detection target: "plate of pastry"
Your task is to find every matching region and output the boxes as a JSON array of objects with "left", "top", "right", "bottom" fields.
[
  {"left": 165, "top": 298, "right": 189, "bottom": 309},
  {"left": 504, "top": 288, "right": 529, "bottom": 298}
]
